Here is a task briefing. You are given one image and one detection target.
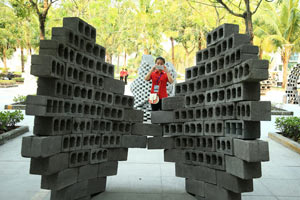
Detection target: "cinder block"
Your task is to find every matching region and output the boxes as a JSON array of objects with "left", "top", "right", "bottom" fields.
[
  {"left": 216, "top": 137, "right": 233, "bottom": 155},
  {"left": 111, "top": 121, "right": 131, "bottom": 135},
  {"left": 78, "top": 164, "right": 98, "bottom": 182},
  {"left": 148, "top": 137, "right": 174, "bottom": 149},
  {"left": 184, "top": 150, "right": 225, "bottom": 170},
  {"left": 185, "top": 92, "right": 205, "bottom": 108},
  {"left": 98, "top": 161, "right": 118, "bottom": 177},
  {"left": 217, "top": 170, "right": 253, "bottom": 193},
  {"left": 194, "top": 136, "right": 215, "bottom": 152},
  {"left": 93, "top": 90, "right": 114, "bottom": 105},
  {"left": 123, "top": 109, "right": 143, "bottom": 122},
  {"left": 90, "top": 149, "right": 108, "bottom": 164},
  {"left": 62, "top": 134, "right": 82, "bottom": 152},
  {"left": 107, "top": 148, "right": 128, "bottom": 161},
  {"left": 225, "top": 120, "right": 260, "bottom": 139},
  {"left": 162, "top": 96, "right": 185, "bottom": 110},
  {"left": 39, "top": 40, "right": 69, "bottom": 62},
  {"left": 202, "top": 182, "right": 241, "bottom": 200},
  {"left": 132, "top": 123, "right": 162, "bottom": 136},
  {"left": 174, "top": 136, "right": 195, "bottom": 149},
  {"left": 30, "top": 153, "right": 69, "bottom": 175},
  {"left": 163, "top": 123, "right": 184, "bottom": 136},
  {"left": 101, "top": 134, "right": 121, "bottom": 148},
  {"left": 175, "top": 163, "right": 217, "bottom": 184},
  {"left": 225, "top": 82, "right": 260, "bottom": 102},
  {"left": 236, "top": 101, "right": 271, "bottom": 121},
  {"left": 113, "top": 94, "right": 134, "bottom": 108},
  {"left": 164, "top": 149, "right": 183, "bottom": 162},
  {"left": 65, "top": 64, "right": 85, "bottom": 84},
  {"left": 184, "top": 121, "right": 203, "bottom": 136},
  {"left": 203, "top": 121, "right": 224, "bottom": 136},
  {"left": 121, "top": 135, "right": 147, "bottom": 148},
  {"left": 33, "top": 116, "right": 72, "bottom": 136},
  {"left": 50, "top": 180, "right": 88, "bottom": 200},
  {"left": 31, "top": 55, "right": 65, "bottom": 79},
  {"left": 225, "top": 155, "right": 262, "bottom": 179},
  {"left": 185, "top": 178, "right": 205, "bottom": 197},
  {"left": 81, "top": 134, "right": 101, "bottom": 149},
  {"left": 69, "top": 150, "right": 90, "bottom": 167},
  {"left": 72, "top": 118, "right": 92, "bottom": 134},
  {"left": 41, "top": 168, "right": 78, "bottom": 190},
  {"left": 103, "top": 77, "right": 125, "bottom": 94},
  {"left": 206, "top": 23, "right": 239, "bottom": 47},
  {"left": 151, "top": 111, "right": 174, "bottom": 124},
  {"left": 87, "top": 177, "right": 106, "bottom": 196},
  {"left": 233, "top": 139, "right": 269, "bottom": 162},
  {"left": 63, "top": 17, "right": 96, "bottom": 41},
  {"left": 95, "top": 61, "right": 114, "bottom": 78},
  {"left": 22, "top": 136, "right": 62, "bottom": 158},
  {"left": 51, "top": 27, "right": 80, "bottom": 50},
  {"left": 92, "top": 119, "right": 112, "bottom": 134},
  {"left": 174, "top": 108, "right": 195, "bottom": 122},
  {"left": 205, "top": 88, "right": 225, "bottom": 105}
]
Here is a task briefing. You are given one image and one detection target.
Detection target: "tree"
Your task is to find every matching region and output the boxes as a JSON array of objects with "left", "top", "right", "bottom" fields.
[
  {"left": 254, "top": 0, "right": 300, "bottom": 88},
  {"left": 29, "top": 0, "right": 58, "bottom": 40}
]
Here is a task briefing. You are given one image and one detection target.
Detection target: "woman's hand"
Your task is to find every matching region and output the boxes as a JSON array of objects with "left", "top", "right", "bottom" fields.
[
  {"left": 163, "top": 65, "right": 169, "bottom": 73},
  {"left": 151, "top": 65, "right": 157, "bottom": 72}
]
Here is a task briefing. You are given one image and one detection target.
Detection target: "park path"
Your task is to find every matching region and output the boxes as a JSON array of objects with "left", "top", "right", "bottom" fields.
[{"left": 0, "top": 84, "right": 300, "bottom": 200}]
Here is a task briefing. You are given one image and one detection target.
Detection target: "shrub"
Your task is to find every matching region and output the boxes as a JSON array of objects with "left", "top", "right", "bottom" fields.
[
  {"left": 0, "top": 80, "right": 16, "bottom": 85},
  {"left": 0, "top": 110, "right": 24, "bottom": 132},
  {"left": 275, "top": 117, "right": 300, "bottom": 142},
  {"left": 12, "top": 77, "right": 24, "bottom": 82},
  {"left": 13, "top": 95, "right": 27, "bottom": 104}
]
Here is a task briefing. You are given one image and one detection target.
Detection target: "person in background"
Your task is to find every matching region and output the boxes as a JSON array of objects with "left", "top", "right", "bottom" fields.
[
  {"left": 124, "top": 69, "right": 129, "bottom": 85},
  {"left": 120, "top": 68, "right": 125, "bottom": 82},
  {"left": 144, "top": 56, "right": 174, "bottom": 111}
]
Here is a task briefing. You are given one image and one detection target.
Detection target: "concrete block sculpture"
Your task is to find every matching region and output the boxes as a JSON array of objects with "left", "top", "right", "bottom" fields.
[
  {"left": 130, "top": 55, "right": 177, "bottom": 122},
  {"left": 22, "top": 17, "right": 146, "bottom": 200},
  {"left": 286, "top": 63, "right": 300, "bottom": 104},
  {"left": 148, "top": 23, "right": 271, "bottom": 200}
]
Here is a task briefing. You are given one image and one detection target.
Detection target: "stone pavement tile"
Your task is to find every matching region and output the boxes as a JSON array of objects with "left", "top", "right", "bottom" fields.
[
  {"left": 93, "top": 192, "right": 162, "bottom": 200},
  {"left": 244, "top": 179, "right": 273, "bottom": 196},
  {"left": 277, "top": 197, "right": 300, "bottom": 200},
  {"left": 261, "top": 179, "right": 300, "bottom": 197},
  {"left": 262, "top": 165, "right": 300, "bottom": 179},
  {"left": 161, "top": 176, "right": 186, "bottom": 194},
  {"left": 162, "top": 193, "right": 196, "bottom": 200},
  {"left": 117, "top": 163, "right": 161, "bottom": 177},
  {"left": 242, "top": 196, "right": 278, "bottom": 200},
  {"left": 126, "top": 148, "right": 164, "bottom": 164},
  {"left": 106, "top": 176, "right": 162, "bottom": 193},
  {"left": 160, "top": 163, "right": 176, "bottom": 177}
]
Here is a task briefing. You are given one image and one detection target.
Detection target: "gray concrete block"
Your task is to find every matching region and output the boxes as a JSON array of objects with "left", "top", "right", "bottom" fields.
[
  {"left": 185, "top": 92, "right": 205, "bottom": 108},
  {"left": 174, "top": 136, "right": 195, "bottom": 150},
  {"left": 121, "top": 135, "right": 147, "bottom": 148},
  {"left": 63, "top": 17, "right": 96, "bottom": 41},
  {"left": 87, "top": 177, "right": 106, "bottom": 196},
  {"left": 93, "top": 90, "right": 114, "bottom": 105},
  {"left": 233, "top": 139, "right": 269, "bottom": 162},
  {"left": 50, "top": 180, "right": 88, "bottom": 200},
  {"left": 201, "top": 182, "right": 241, "bottom": 200},
  {"left": 107, "top": 148, "right": 128, "bottom": 161},
  {"left": 62, "top": 134, "right": 83, "bottom": 152},
  {"left": 83, "top": 103, "right": 103, "bottom": 119},
  {"left": 151, "top": 111, "right": 175, "bottom": 124},
  {"left": 96, "top": 61, "right": 114, "bottom": 78},
  {"left": 92, "top": 119, "right": 112, "bottom": 134},
  {"left": 82, "top": 134, "right": 101, "bottom": 149},
  {"left": 65, "top": 64, "right": 85, "bottom": 84},
  {"left": 205, "top": 88, "right": 225, "bottom": 105},
  {"left": 73, "top": 118, "right": 92, "bottom": 134},
  {"left": 184, "top": 121, "right": 203, "bottom": 136},
  {"left": 103, "top": 77, "right": 124, "bottom": 94},
  {"left": 217, "top": 170, "right": 253, "bottom": 193},
  {"left": 174, "top": 108, "right": 195, "bottom": 122},
  {"left": 203, "top": 120, "right": 224, "bottom": 136},
  {"left": 33, "top": 116, "right": 72, "bottom": 136},
  {"left": 93, "top": 44, "right": 106, "bottom": 62},
  {"left": 51, "top": 27, "right": 80, "bottom": 50},
  {"left": 175, "top": 163, "right": 217, "bottom": 184},
  {"left": 225, "top": 155, "right": 262, "bottom": 179},
  {"left": 184, "top": 150, "right": 225, "bottom": 170},
  {"left": 216, "top": 137, "right": 233, "bottom": 155},
  {"left": 163, "top": 123, "right": 184, "bottom": 136},
  {"left": 22, "top": 136, "right": 62, "bottom": 158},
  {"left": 132, "top": 123, "right": 162, "bottom": 136},
  {"left": 102, "top": 106, "right": 124, "bottom": 121},
  {"left": 123, "top": 109, "right": 143, "bottom": 122},
  {"left": 112, "top": 121, "right": 131, "bottom": 135},
  {"left": 101, "top": 134, "right": 121, "bottom": 148},
  {"left": 113, "top": 94, "right": 134, "bottom": 108},
  {"left": 164, "top": 149, "right": 183, "bottom": 162},
  {"left": 31, "top": 55, "right": 65, "bottom": 79},
  {"left": 98, "top": 161, "right": 118, "bottom": 177},
  {"left": 185, "top": 178, "right": 205, "bottom": 197},
  {"left": 39, "top": 40, "right": 69, "bottom": 62},
  {"left": 78, "top": 164, "right": 98, "bottom": 182},
  {"left": 194, "top": 136, "right": 216, "bottom": 152},
  {"left": 41, "top": 168, "right": 78, "bottom": 190},
  {"left": 236, "top": 101, "right": 271, "bottom": 121},
  {"left": 225, "top": 120, "right": 260, "bottom": 139},
  {"left": 161, "top": 96, "right": 185, "bottom": 110},
  {"left": 206, "top": 23, "right": 239, "bottom": 47},
  {"left": 70, "top": 150, "right": 90, "bottom": 167},
  {"left": 147, "top": 137, "right": 174, "bottom": 149},
  {"left": 30, "top": 153, "right": 69, "bottom": 175},
  {"left": 90, "top": 149, "right": 108, "bottom": 164},
  {"left": 225, "top": 82, "right": 260, "bottom": 102}
]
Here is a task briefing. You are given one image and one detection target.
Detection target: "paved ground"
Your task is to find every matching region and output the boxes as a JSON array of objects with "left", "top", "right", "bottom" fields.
[{"left": 0, "top": 84, "right": 300, "bottom": 200}]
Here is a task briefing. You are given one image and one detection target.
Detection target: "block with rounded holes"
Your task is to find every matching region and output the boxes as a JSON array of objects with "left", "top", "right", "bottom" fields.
[
  {"left": 147, "top": 137, "right": 174, "bottom": 149},
  {"left": 225, "top": 82, "right": 260, "bottom": 102},
  {"left": 65, "top": 64, "right": 85, "bottom": 84},
  {"left": 31, "top": 55, "right": 65, "bottom": 79},
  {"left": 63, "top": 17, "right": 96, "bottom": 42},
  {"left": 185, "top": 92, "right": 205, "bottom": 108},
  {"left": 51, "top": 27, "right": 84, "bottom": 51},
  {"left": 216, "top": 137, "right": 234, "bottom": 155},
  {"left": 91, "top": 119, "right": 112, "bottom": 134},
  {"left": 33, "top": 116, "right": 72, "bottom": 136},
  {"left": 95, "top": 61, "right": 114, "bottom": 78},
  {"left": 206, "top": 23, "right": 239, "bottom": 47},
  {"left": 236, "top": 101, "right": 271, "bottom": 121},
  {"left": 37, "top": 78, "right": 74, "bottom": 99},
  {"left": 205, "top": 88, "right": 226, "bottom": 105},
  {"left": 203, "top": 120, "right": 224, "bottom": 136},
  {"left": 39, "top": 40, "right": 70, "bottom": 62},
  {"left": 112, "top": 121, "right": 132, "bottom": 135},
  {"left": 113, "top": 94, "right": 134, "bottom": 108},
  {"left": 183, "top": 121, "right": 203, "bottom": 136},
  {"left": 174, "top": 136, "right": 216, "bottom": 151},
  {"left": 62, "top": 134, "right": 83, "bottom": 152},
  {"left": 102, "top": 106, "right": 124, "bottom": 121},
  {"left": 163, "top": 123, "right": 184, "bottom": 136},
  {"left": 161, "top": 96, "right": 185, "bottom": 111},
  {"left": 173, "top": 108, "right": 195, "bottom": 122},
  {"left": 225, "top": 120, "right": 260, "bottom": 139}
]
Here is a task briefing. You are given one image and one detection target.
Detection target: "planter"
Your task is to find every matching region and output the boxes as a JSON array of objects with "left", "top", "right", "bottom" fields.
[
  {"left": 271, "top": 106, "right": 293, "bottom": 116},
  {"left": 0, "top": 126, "right": 29, "bottom": 145},
  {"left": 4, "top": 103, "right": 26, "bottom": 110},
  {"left": 268, "top": 132, "right": 300, "bottom": 154}
]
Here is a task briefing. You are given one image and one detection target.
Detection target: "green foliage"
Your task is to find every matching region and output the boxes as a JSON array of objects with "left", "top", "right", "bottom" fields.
[
  {"left": 12, "top": 77, "right": 24, "bottom": 82},
  {"left": 0, "top": 110, "right": 24, "bottom": 131},
  {"left": 13, "top": 95, "right": 26, "bottom": 103},
  {"left": 0, "top": 80, "right": 16, "bottom": 85},
  {"left": 275, "top": 117, "right": 300, "bottom": 142}
]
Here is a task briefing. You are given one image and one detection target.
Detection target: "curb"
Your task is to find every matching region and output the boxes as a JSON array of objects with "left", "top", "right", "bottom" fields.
[
  {"left": 271, "top": 111, "right": 293, "bottom": 116},
  {"left": 4, "top": 104, "right": 26, "bottom": 110},
  {"left": 0, "top": 85, "right": 18, "bottom": 88},
  {"left": 0, "top": 126, "right": 29, "bottom": 145},
  {"left": 268, "top": 132, "right": 300, "bottom": 154}
]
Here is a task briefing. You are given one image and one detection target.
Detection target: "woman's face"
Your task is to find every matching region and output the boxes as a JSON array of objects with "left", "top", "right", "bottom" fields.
[{"left": 156, "top": 59, "right": 164, "bottom": 66}]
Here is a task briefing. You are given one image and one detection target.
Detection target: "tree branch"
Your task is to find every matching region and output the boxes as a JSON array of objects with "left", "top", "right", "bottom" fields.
[
  {"left": 252, "top": 0, "right": 263, "bottom": 14},
  {"left": 216, "top": 0, "right": 244, "bottom": 18},
  {"left": 187, "top": 0, "right": 224, "bottom": 8},
  {"left": 29, "top": 0, "right": 40, "bottom": 15}
]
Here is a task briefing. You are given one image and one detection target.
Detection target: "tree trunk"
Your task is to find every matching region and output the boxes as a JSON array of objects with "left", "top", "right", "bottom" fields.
[
  {"left": 281, "top": 47, "right": 292, "bottom": 89},
  {"left": 144, "top": 48, "right": 149, "bottom": 55},
  {"left": 124, "top": 51, "right": 127, "bottom": 68},
  {"left": 259, "top": 47, "right": 263, "bottom": 59},
  {"left": 117, "top": 54, "right": 120, "bottom": 73},
  {"left": 170, "top": 37, "right": 175, "bottom": 65},
  {"left": 21, "top": 47, "right": 25, "bottom": 72},
  {"left": 2, "top": 48, "right": 7, "bottom": 71},
  {"left": 198, "top": 34, "right": 202, "bottom": 50},
  {"left": 39, "top": 15, "right": 46, "bottom": 40},
  {"left": 243, "top": 0, "right": 254, "bottom": 44}
]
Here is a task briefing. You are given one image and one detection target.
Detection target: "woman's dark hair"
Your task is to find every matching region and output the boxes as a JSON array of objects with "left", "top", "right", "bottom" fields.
[{"left": 155, "top": 56, "right": 165, "bottom": 64}]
